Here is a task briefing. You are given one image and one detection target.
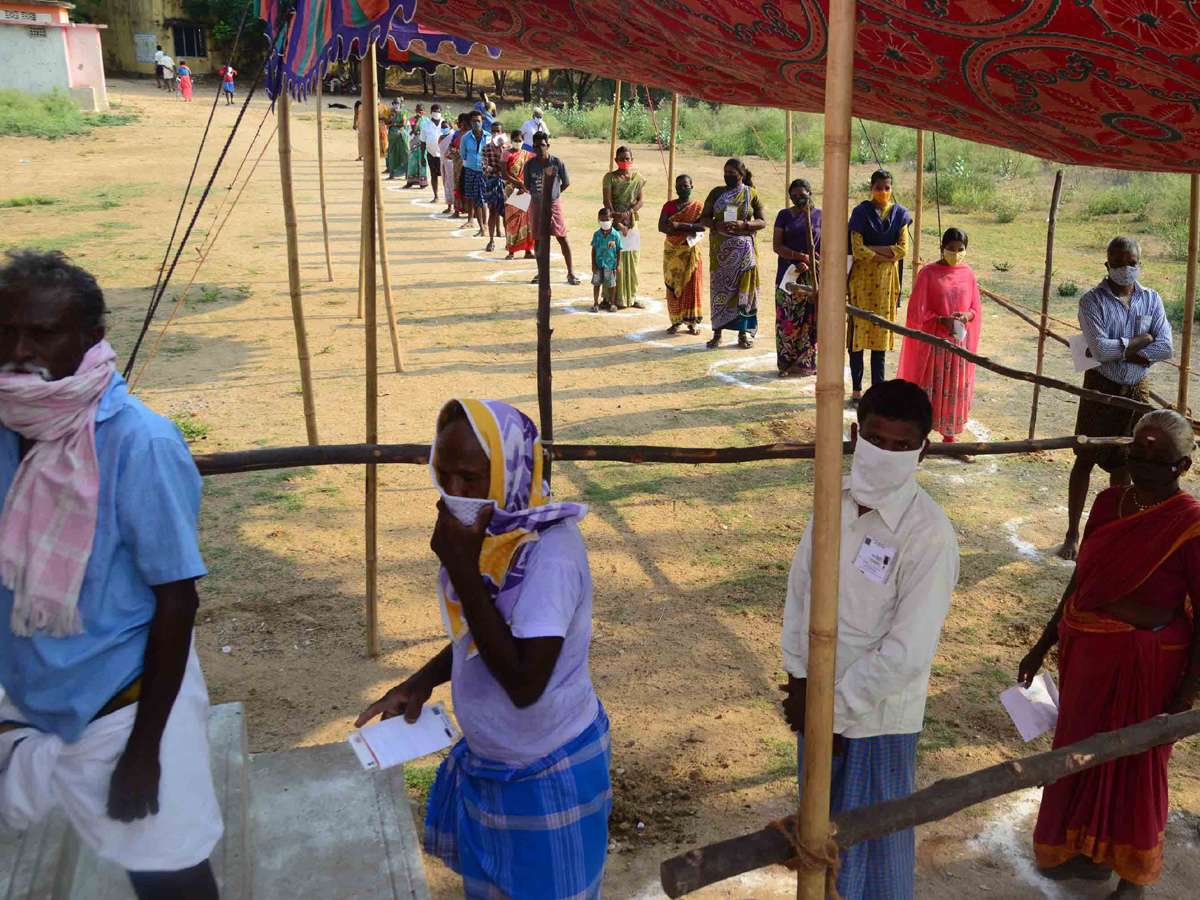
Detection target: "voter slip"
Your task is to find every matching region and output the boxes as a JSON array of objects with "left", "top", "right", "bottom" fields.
[{"left": 349, "top": 702, "right": 460, "bottom": 771}]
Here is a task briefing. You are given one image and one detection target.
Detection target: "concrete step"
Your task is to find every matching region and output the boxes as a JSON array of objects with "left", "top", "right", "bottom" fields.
[
  {"left": 0, "top": 702, "right": 251, "bottom": 900},
  {"left": 248, "top": 742, "right": 431, "bottom": 900}
]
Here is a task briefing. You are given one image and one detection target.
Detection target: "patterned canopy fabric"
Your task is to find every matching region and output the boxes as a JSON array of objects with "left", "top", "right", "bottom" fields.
[{"left": 398, "top": 0, "right": 1200, "bottom": 172}]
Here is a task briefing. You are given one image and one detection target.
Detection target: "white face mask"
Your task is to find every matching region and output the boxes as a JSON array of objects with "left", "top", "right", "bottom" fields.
[
  {"left": 432, "top": 113, "right": 441, "bottom": 122},
  {"left": 1108, "top": 264, "right": 1140, "bottom": 287},
  {"left": 599, "top": 220, "right": 612, "bottom": 231},
  {"left": 441, "top": 494, "right": 495, "bottom": 527},
  {"left": 849, "top": 435, "right": 923, "bottom": 510}
]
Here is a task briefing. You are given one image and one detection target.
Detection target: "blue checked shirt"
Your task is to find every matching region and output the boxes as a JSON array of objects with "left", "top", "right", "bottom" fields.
[{"left": 1077, "top": 279, "right": 1173, "bottom": 385}]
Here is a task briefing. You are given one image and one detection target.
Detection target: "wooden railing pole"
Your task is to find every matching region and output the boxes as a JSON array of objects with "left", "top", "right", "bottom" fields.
[
  {"left": 784, "top": 109, "right": 793, "bottom": 207},
  {"left": 1178, "top": 172, "right": 1199, "bottom": 412},
  {"left": 913, "top": 130, "right": 924, "bottom": 280},
  {"left": 316, "top": 78, "right": 334, "bottom": 282},
  {"left": 362, "top": 46, "right": 381, "bottom": 658},
  {"left": 608, "top": 80, "right": 621, "bottom": 171},
  {"left": 667, "top": 93, "right": 679, "bottom": 195},
  {"left": 537, "top": 168, "right": 556, "bottom": 486},
  {"left": 1028, "top": 170, "right": 1064, "bottom": 439}
]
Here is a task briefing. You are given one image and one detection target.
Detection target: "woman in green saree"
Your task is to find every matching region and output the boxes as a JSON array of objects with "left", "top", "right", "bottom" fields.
[
  {"left": 601, "top": 146, "right": 646, "bottom": 310},
  {"left": 699, "top": 158, "right": 766, "bottom": 348},
  {"left": 385, "top": 101, "right": 409, "bottom": 181}
]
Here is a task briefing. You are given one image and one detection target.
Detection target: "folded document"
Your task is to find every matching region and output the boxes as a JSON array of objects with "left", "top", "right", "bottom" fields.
[{"left": 348, "top": 702, "right": 460, "bottom": 771}]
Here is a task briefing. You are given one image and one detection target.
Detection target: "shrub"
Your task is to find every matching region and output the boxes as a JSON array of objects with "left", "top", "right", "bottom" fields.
[
  {"left": 1057, "top": 281, "right": 1079, "bottom": 297},
  {"left": 0, "top": 195, "right": 56, "bottom": 208},
  {"left": 993, "top": 193, "right": 1024, "bottom": 223},
  {"left": 0, "top": 88, "right": 88, "bottom": 138}
]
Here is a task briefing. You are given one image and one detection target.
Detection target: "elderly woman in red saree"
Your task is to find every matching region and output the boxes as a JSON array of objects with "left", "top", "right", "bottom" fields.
[
  {"left": 1019, "top": 409, "right": 1200, "bottom": 900},
  {"left": 896, "top": 228, "right": 981, "bottom": 443}
]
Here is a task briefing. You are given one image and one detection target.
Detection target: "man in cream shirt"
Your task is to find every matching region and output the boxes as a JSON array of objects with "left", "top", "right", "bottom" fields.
[{"left": 781, "top": 379, "right": 959, "bottom": 900}]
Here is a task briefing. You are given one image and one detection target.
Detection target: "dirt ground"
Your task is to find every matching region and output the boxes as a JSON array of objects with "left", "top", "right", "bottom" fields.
[{"left": 2, "top": 78, "right": 1199, "bottom": 898}]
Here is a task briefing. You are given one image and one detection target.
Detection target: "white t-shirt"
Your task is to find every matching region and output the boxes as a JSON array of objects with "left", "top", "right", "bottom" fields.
[
  {"left": 419, "top": 116, "right": 443, "bottom": 157},
  {"left": 154, "top": 50, "right": 165, "bottom": 67},
  {"left": 161, "top": 55, "right": 175, "bottom": 77},
  {"left": 450, "top": 523, "right": 599, "bottom": 766},
  {"left": 520, "top": 117, "right": 549, "bottom": 150}
]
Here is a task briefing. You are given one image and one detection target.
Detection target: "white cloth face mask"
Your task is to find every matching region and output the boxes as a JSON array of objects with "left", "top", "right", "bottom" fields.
[
  {"left": 599, "top": 220, "right": 612, "bottom": 231},
  {"left": 849, "top": 435, "right": 923, "bottom": 509},
  {"left": 1108, "top": 265, "right": 1140, "bottom": 287},
  {"left": 440, "top": 494, "right": 495, "bottom": 527}
]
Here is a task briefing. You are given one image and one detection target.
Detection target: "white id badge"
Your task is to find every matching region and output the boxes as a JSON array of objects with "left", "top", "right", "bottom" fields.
[
  {"left": 854, "top": 535, "right": 897, "bottom": 585},
  {"left": 723, "top": 206, "right": 737, "bottom": 223}
]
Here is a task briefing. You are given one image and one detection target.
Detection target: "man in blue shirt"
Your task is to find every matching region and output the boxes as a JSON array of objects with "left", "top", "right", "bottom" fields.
[
  {"left": 0, "top": 251, "right": 221, "bottom": 899},
  {"left": 1059, "top": 236, "right": 1173, "bottom": 559},
  {"left": 460, "top": 109, "right": 490, "bottom": 239}
]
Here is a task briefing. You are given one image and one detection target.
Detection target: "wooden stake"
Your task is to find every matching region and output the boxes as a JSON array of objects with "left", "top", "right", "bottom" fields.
[
  {"left": 316, "top": 78, "right": 333, "bottom": 282},
  {"left": 800, "top": 0, "right": 856, "bottom": 895},
  {"left": 667, "top": 93, "right": 679, "bottom": 195},
  {"left": 537, "top": 167, "right": 556, "bottom": 486},
  {"left": 373, "top": 143, "right": 404, "bottom": 373},
  {"left": 913, "top": 130, "right": 924, "bottom": 280},
  {"left": 357, "top": 121, "right": 369, "bottom": 320},
  {"left": 609, "top": 80, "right": 621, "bottom": 172},
  {"left": 362, "top": 47, "right": 380, "bottom": 658},
  {"left": 784, "top": 109, "right": 793, "bottom": 207},
  {"left": 277, "top": 91, "right": 320, "bottom": 447},
  {"left": 1178, "top": 172, "right": 1199, "bottom": 412},
  {"left": 1028, "top": 170, "right": 1064, "bottom": 440}
]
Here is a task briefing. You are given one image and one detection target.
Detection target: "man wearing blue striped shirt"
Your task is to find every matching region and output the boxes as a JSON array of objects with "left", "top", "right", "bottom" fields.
[{"left": 1059, "top": 236, "right": 1172, "bottom": 559}]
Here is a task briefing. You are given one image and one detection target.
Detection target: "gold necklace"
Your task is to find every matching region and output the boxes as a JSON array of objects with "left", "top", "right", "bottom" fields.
[{"left": 1124, "top": 485, "right": 1176, "bottom": 513}]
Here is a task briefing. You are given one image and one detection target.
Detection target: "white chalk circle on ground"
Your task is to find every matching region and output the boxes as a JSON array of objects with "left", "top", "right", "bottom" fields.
[
  {"left": 468, "top": 248, "right": 562, "bottom": 264},
  {"left": 553, "top": 296, "right": 663, "bottom": 317}
]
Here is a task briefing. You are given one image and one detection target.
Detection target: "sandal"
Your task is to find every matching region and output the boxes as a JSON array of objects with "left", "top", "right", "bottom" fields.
[
  {"left": 706, "top": 335, "right": 722, "bottom": 349},
  {"left": 567, "top": 274, "right": 582, "bottom": 286},
  {"left": 687, "top": 324, "right": 698, "bottom": 335},
  {"left": 738, "top": 334, "right": 754, "bottom": 349},
  {"left": 505, "top": 253, "right": 515, "bottom": 260},
  {"left": 486, "top": 241, "right": 495, "bottom": 252},
  {"left": 523, "top": 252, "right": 535, "bottom": 259},
  {"left": 632, "top": 301, "right": 646, "bottom": 309},
  {"left": 530, "top": 274, "right": 540, "bottom": 284},
  {"left": 666, "top": 323, "right": 681, "bottom": 335}
]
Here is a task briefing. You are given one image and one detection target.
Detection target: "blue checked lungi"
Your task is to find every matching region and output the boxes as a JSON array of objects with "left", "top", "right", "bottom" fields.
[
  {"left": 797, "top": 732, "right": 919, "bottom": 900},
  {"left": 463, "top": 168, "right": 487, "bottom": 204},
  {"left": 485, "top": 175, "right": 506, "bottom": 209},
  {"left": 425, "top": 707, "right": 612, "bottom": 900}
]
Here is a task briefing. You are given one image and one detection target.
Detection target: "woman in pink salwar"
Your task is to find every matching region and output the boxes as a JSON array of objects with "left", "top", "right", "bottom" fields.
[{"left": 896, "top": 228, "right": 981, "bottom": 442}]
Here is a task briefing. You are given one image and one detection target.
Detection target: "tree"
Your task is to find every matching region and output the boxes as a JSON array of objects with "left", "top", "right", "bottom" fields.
[
  {"left": 553, "top": 69, "right": 597, "bottom": 105},
  {"left": 491, "top": 70, "right": 510, "bottom": 99},
  {"left": 181, "top": 0, "right": 268, "bottom": 66}
]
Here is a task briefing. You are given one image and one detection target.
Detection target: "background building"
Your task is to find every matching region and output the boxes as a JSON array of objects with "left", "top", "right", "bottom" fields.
[
  {"left": 93, "top": 0, "right": 218, "bottom": 75},
  {"left": 0, "top": 0, "right": 108, "bottom": 110}
]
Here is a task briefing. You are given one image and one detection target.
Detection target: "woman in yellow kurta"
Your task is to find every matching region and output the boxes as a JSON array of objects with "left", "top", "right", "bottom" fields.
[{"left": 846, "top": 169, "right": 912, "bottom": 402}]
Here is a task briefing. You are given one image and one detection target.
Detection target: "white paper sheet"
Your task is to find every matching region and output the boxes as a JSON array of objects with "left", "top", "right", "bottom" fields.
[
  {"left": 1068, "top": 334, "right": 1101, "bottom": 373},
  {"left": 621, "top": 228, "right": 641, "bottom": 252},
  {"left": 509, "top": 191, "right": 532, "bottom": 212},
  {"left": 951, "top": 320, "right": 967, "bottom": 342},
  {"left": 348, "top": 702, "right": 460, "bottom": 770},
  {"left": 778, "top": 264, "right": 798, "bottom": 293},
  {"left": 1000, "top": 673, "right": 1060, "bottom": 742},
  {"left": 686, "top": 231, "right": 703, "bottom": 248}
]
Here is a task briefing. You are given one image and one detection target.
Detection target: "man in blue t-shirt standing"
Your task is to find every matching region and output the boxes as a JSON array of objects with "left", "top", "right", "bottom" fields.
[
  {"left": 460, "top": 109, "right": 490, "bottom": 238},
  {"left": 0, "top": 250, "right": 221, "bottom": 900}
]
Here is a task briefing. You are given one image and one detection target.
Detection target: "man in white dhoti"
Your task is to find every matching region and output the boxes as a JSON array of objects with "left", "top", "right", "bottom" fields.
[{"left": 0, "top": 250, "right": 222, "bottom": 898}]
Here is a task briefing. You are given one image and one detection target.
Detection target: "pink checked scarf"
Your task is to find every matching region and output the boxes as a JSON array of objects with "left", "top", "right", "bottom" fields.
[{"left": 0, "top": 341, "right": 117, "bottom": 636}]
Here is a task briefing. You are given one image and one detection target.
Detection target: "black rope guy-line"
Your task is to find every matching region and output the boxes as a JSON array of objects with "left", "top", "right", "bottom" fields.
[
  {"left": 124, "top": 4, "right": 296, "bottom": 380},
  {"left": 856, "top": 118, "right": 943, "bottom": 255},
  {"left": 147, "top": 0, "right": 255, "bottom": 311}
]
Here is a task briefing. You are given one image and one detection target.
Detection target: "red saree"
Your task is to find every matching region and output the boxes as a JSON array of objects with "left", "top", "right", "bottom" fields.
[
  {"left": 1033, "top": 487, "right": 1200, "bottom": 885},
  {"left": 895, "top": 262, "right": 981, "bottom": 438}
]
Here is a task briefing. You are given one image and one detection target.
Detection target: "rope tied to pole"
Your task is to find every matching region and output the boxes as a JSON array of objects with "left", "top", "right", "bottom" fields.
[
  {"left": 769, "top": 815, "right": 841, "bottom": 899},
  {"left": 643, "top": 84, "right": 669, "bottom": 181},
  {"left": 739, "top": 107, "right": 782, "bottom": 176}
]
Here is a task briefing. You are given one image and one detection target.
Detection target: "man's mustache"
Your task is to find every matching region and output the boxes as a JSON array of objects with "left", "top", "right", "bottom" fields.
[{"left": 0, "top": 362, "right": 53, "bottom": 381}]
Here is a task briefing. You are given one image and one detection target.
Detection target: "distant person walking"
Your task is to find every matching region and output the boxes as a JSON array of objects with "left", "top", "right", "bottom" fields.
[
  {"left": 220, "top": 65, "right": 237, "bottom": 105},
  {"left": 524, "top": 133, "right": 580, "bottom": 285},
  {"left": 160, "top": 53, "right": 176, "bottom": 94},
  {"left": 1058, "top": 236, "right": 1173, "bottom": 560},
  {"left": 657, "top": 174, "right": 705, "bottom": 334},
  {"left": 773, "top": 179, "right": 822, "bottom": 376},
  {"left": 601, "top": 146, "right": 645, "bottom": 309},
  {"left": 847, "top": 169, "right": 911, "bottom": 402},
  {"left": 176, "top": 61, "right": 193, "bottom": 101},
  {"left": 421, "top": 103, "right": 444, "bottom": 203},
  {"left": 154, "top": 45, "right": 165, "bottom": 90},
  {"left": 500, "top": 129, "right": 534, "bottom": 260},
  {"left": 896, "top": 228, "right": 981, "bottom": 444},
  {"left": 700, "top": 158, "right": 765, "bottom": 349}
]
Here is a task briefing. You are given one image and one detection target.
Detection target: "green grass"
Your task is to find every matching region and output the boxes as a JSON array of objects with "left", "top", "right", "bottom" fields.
[
  {"left": 1, "top": 195, "right": 57, "bottom": 209},
  {"left": 1057, "top": 281, "right": 1079, "bottom": 297},
  {"left": 0, "top": 89, "right": 138, "bottom": 139},
  {"left": 170, "top": 411, "right": 212, "bottom": 442}
]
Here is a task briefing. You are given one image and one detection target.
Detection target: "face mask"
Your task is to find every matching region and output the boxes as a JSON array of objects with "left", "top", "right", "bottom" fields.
[
  {"left": 1128, "top": 454, "right": 1185, "bottom": 492},
  {"left": 472, "top": 122, "right": 482, "bottom": 132},
  {"left": 943, "top": 249, "right": 966, "bottom": 266},
  {"left": 849, "top": 435, "right": 923, "bottom": 510},
  {"left": 1108, "top": 264, "right": 1140, "bottom": 287},
  {"left": 599, "top": 220, "right": 612, "bottom": 231},
  {"left": 534, "top": 115, "right": 542, "bottom": 122},
  {"left": 724, "top": 173, "right": 739, "bottom": 188},
  {"left": 429, "top": 453, "right": 497, "bottom": 525},
  {"left": 872, "top": 189, "right": 891, "bottom": 204},
  {"left": 676, "top": 187, "right": 692, "bottom": 201},
  {"left": 791, "top": 194, "right": 809, "bottom": 208},
  {"left": 616, "top": 160, "right": 632, "bottom": 171}
]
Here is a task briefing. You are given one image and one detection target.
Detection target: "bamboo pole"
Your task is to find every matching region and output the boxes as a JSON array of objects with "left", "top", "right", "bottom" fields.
[
  {"left": 913, "top": 130, "right": 924, "bottom": 280},
  {"left": 192, "top": 434, "right": 1132, "bottom": 476},
  {"left": 609, "top": 80, "right": 621, "bottom": 172},
  {"left": 1178, "top": 172, "right": 1199, "bottom": 412},
  {"left": 661, "top": 707, "right": 1200, "bottom": 897},
  {"left": 362, "top": 48, "right": 380, "bottom": 658},
  {"left": 357, "top": 122, "right": 369, "bottom": 319},
  {"left": 372, "top": 144, "right": 404, "bottom": 373},
  {"left": 784, "top": 109, "right": 793, "bottom": 207},
  {"left": 537, "top": 167, "right": 556, "bottom": 487},
  {"left": 277, "top": 91, "right": 320, "bottom": 446},
  {"left": 800, "top": 0, "right": 857, "bottom": 894},
  {"left": 1028, "top": 170, "right": 1064, "bottom": 440},
  {"left": 667, "top": 93, "right": 678, "bottom": 194},
  {"left": 316, "top": 79, "right": 333, "bottom": 282}
]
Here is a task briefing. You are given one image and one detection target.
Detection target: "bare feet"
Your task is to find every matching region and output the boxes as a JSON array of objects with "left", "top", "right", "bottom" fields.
[
  {"left": 631, "top": 301, "right": 646, "bottom": 309},
  {"left": 523, "top": 251, "right": 535, "bottom": 259},
  {"left": 687, "top": 324, "right": 698, "bottom": 335},
  {"left": 505, "top": 253, "right": 515, "bottom": 260},
  {"left": 1057, "top": 532, "right": 1080, "bottom": 561}
]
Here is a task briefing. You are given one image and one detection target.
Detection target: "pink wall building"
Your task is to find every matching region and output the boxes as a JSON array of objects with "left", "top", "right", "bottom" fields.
[{"left": 0, "top": 0, "right": 108, "bottom": 111}]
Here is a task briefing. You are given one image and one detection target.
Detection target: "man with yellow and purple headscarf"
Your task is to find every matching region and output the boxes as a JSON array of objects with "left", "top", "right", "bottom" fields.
[{"left": 358, "top": 398, "right": 610, "bottom": 900}]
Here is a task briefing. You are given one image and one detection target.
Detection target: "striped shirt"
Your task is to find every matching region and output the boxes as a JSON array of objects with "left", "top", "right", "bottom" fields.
[{"left": 1077, "top": 279, "right": 1173, "bottom": 386}]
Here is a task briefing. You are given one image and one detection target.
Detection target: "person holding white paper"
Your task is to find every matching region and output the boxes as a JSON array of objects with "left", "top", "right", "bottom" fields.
[
  {"left": 780, "top": 380, "right": 959, "bottom": 900},
  {"left": 500, "top": 129, "right": 536, "bottom": 260},
  {"left": 357, "top": 399, "right": 609, "bottom": 900},
  {"left": 658, "top": 174, "right": 705, "bottom": 334},
  {"left": 601, "top": 146, "right": 645, "bottom": 309}
]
